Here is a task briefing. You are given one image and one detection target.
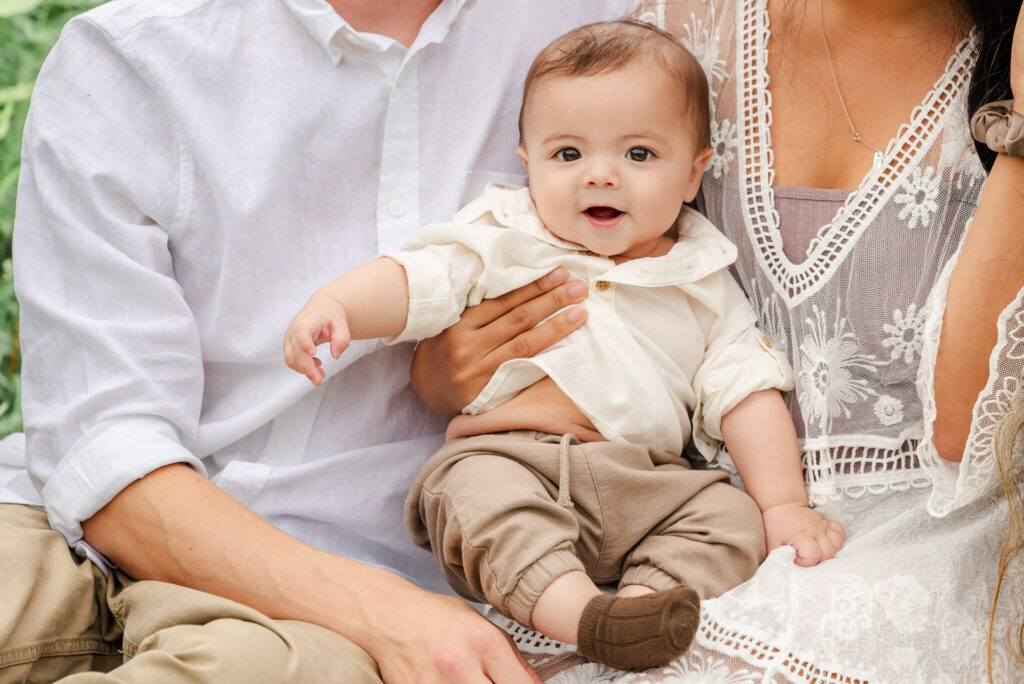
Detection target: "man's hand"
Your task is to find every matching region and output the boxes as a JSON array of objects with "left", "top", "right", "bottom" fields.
[
  {"left": 762, "top": 502, "right": 846, "bottom": 567},
  {"left": 364, "top": 583, "right": 542, "bottom": 684},
  {"left": 411, "top": 266, "right": 589, "bottom": 415},
  {"left": 283, "top": 296, "right": 352, "bottom": 385}
]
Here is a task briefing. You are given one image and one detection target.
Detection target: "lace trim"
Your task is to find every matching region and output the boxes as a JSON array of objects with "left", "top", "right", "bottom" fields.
[
  {"left": 737, "top": 0, "right": 979, "bottom": 306},
  {"left": 695, "top": 609, "right": 873, "bottom": 684},
  {"left": 919, "top": 237, "right": 1024, "bottom": 516},
  {"left": 803, "top": 442, "right": 934, "bottom": 505}
]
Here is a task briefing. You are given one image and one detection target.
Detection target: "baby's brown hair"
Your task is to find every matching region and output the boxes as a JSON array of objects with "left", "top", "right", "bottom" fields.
[{"left": 518, "top": 20, "right": 711, "bottom": 150}]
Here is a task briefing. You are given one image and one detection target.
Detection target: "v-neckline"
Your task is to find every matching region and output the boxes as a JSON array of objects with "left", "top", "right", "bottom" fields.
[{"left": 736, "top": 0, "right": 977, "bottom": 306}]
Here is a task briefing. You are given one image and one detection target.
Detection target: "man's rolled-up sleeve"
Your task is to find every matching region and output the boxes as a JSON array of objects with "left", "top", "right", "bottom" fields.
[{"left": 14, "top": 17, "right": 206, "bottom": 556}]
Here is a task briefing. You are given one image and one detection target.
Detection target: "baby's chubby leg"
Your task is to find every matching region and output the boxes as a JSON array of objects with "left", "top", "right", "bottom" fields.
[
  {"left": 530, "top": 571, "right": 601, "bottom": 642},
  {"left": 411, "top": 433, "right": 705, "bottom": 671},
  {"left": 411, "top": 442, "right": 588, "bottom": 626}
]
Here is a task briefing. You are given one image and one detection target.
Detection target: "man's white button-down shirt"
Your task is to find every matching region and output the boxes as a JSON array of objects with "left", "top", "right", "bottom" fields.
[{"left": 5, "top": 0, "right": 631, "bottom": 586}]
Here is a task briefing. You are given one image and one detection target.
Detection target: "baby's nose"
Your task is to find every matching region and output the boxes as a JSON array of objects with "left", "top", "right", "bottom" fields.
[{"left": 584, "top": 160, "right": 620, "bottom": 188}]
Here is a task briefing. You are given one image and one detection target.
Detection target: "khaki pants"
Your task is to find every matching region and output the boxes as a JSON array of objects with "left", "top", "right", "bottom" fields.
[
  {"left": 0, "top": 504, "right": 381, "bottom": 684},
  {"left": 407, "top": 431, "right": 766, "bottom": 628}
]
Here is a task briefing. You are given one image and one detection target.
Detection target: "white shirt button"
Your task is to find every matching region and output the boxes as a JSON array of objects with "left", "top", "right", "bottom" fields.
[{"left": 388, "top": 200, "right": 406, "bottom": 217}]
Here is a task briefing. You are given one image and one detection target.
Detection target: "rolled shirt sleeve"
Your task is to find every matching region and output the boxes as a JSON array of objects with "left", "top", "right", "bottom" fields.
[
  {"left": 690, "top": 271, "right": 794, "bottom": 461},
  {"left": 14, "top": 17, "right": 206, "bottom": 553},
  {"left": 381, "top": 241, "right": 485, "bottom": 344}
]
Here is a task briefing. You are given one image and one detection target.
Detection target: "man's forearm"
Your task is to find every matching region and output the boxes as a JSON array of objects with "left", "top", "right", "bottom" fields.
[{"left": 82, "top": 463, "right": 407, "bottom": 652}]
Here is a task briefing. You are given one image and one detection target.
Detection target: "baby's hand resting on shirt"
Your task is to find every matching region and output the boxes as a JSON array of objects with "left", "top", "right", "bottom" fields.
[
  {"left": 762, "top": 502, "right": 846, "bottom": 567},
  {"left": 283, "top": 296, "right": 351, "bottom": 386}
]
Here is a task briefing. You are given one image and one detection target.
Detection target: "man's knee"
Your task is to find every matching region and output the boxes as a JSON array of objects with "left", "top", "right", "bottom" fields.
[{"left": 126, "top": 617, "right": 380, "bottom": 684}]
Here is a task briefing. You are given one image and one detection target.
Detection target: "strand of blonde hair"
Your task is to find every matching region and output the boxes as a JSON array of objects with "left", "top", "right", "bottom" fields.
[{"left": 989, "top": 390, "right": 1024, "bottom": 682}]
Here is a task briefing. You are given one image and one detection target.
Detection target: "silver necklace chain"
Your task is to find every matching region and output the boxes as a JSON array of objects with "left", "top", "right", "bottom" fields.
[{"left": 818, "top": 0, "right": 885, "bottom": 156}]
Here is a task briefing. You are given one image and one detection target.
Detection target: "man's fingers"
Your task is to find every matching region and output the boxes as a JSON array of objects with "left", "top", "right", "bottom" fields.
[
  {"left": 461, "top": 267, "right": 576, "bottom": 329},
  {"left": 486, "top": 304, "right": 587, "bottom": 366},
  {"left": 482, "top": 627, "right": 541, "bottom": 684}
]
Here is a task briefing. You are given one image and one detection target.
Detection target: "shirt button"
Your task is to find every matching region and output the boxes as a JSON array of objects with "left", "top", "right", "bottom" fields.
[
  {"left": 595, "top": 280, "right": 611, "bottom": 291},
  {"left": 388, "top": 200, "right": 405, "bottom": 217}
]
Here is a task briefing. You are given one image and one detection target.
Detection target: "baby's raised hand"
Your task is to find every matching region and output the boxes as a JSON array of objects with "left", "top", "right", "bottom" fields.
[
  {"left": 762, "top": 502, "right": 846, "bottom": 567},
  {"left": 283, "top": 297, "right": 351, "bottom": 386}
]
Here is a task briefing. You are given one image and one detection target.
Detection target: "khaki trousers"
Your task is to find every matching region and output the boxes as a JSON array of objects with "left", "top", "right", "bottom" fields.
[
  {"left": 407, "top": 431, "right": 766, "bottom": 628},
  {"left": 0, "top": 504, "right": 381, "bottom": 684}
]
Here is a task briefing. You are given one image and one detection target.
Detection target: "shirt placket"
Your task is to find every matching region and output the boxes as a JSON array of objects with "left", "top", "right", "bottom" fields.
[
  {"left": 586, "top": 254, "right": 616, "bottom": 307},
  {"left": 376, "top": 51, "right": 422, "bottom": 254}
]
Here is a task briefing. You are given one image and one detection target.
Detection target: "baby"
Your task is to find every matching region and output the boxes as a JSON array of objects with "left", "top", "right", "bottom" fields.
[{"left": 284, "top": 20, "right": 845, "bottom": 672}]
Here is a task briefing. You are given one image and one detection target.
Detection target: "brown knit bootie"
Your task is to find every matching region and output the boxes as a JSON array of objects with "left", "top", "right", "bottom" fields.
[{"left": 576, "top": 585, "right": 700, "bottom": 672}]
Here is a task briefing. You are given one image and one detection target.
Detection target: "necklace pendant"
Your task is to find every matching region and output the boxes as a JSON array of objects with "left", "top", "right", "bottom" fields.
[
  {"left": 852, "top": 132, "right": 863, "bottom": 143},
  {"left": 872, "top": 150, "right": 884, "bottom": 169}
]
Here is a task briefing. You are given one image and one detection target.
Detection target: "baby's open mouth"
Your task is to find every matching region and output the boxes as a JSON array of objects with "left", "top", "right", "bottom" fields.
[{"left": 584, "top": 206, "right": 623, "bottom": 220}]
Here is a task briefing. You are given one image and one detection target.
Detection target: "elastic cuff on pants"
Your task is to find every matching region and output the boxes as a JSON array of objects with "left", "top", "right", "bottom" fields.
[
  {"left": 504, "top": 547, "right": 584, "bottom": 629},
  {"left": 619, "top": 565, "right": 680, "bottom": 593}
]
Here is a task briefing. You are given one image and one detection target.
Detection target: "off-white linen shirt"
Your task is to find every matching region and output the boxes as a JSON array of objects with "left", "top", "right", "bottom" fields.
[
  {"left": 3, "top": 0, "right": 631, "bottom": 586},
  {"left": 387, "top": 184, "right": 794, "bottom": 456}
]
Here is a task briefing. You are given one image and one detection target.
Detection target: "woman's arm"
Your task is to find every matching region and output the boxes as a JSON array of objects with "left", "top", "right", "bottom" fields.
[
  {"left": 933, "top": 7, "right": 1024, "bottom": 462},
  {"left": 933, "top": 154, "right": 1024, "bottom": 461}
]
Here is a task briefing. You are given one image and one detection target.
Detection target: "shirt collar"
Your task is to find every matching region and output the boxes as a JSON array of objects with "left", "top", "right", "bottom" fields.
[
  {"left": 463, "top": 184, "right": 738, "bottom": 287},
  {"left": 279, "top": 0, "right": 474, "bottom": 66}
]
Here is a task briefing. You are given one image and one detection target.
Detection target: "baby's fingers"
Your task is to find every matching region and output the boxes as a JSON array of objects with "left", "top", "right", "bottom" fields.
[
  {"left": 790, "top": 535, "right": 825, "bottom": 567},
  {"left": 294, "top": 351, "right": 325, "bottom": 386},
  {"left": 329, "top": 326, "right": 351, "bottom": 359},
  {"left": 826, "top": 520, "right": 847, "bottom": 552},
  {"left": 284, "top": 334, "right": 323, "bottom": 386}
]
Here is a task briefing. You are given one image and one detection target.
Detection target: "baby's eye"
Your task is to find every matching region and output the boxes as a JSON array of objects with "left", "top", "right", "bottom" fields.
[
  {"left": 555, "top": 147, "right": 582, "bottom": 162},
  {"left": 627, "top": 147, "right": 654, "bottom": 162}
]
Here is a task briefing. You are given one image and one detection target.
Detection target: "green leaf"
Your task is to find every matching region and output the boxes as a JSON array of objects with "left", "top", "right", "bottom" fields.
[
  {"left": 0, "top": 82, "right": 33, "bottom": 105},
  {"left": 0, "top": 166, "right": 18, "bottom": 203},
  {"left": 0, "top": 103, "right": 13, "bottom": 141},
  {"left": 0, "top": 0, "right": 45, "bottom": 18}
]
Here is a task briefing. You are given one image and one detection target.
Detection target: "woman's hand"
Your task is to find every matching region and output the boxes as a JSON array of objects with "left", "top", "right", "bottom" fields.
[{"left": 411, "top": 267, "right": 588, "bottom": 415}]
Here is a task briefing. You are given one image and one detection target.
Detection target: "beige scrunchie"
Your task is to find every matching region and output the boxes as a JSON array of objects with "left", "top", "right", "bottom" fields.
[{"left": 970, "top": 100, "right": 1024, "bottom": 156}]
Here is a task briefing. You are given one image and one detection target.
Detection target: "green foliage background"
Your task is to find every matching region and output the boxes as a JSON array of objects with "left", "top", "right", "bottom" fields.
[{"left": 0, "top": 0, "right": 105, "bottom": 437}]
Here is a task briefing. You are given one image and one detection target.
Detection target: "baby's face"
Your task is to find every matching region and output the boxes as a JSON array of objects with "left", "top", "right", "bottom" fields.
[{"left": 517, "top": 60, "right": 710, "bottom": 260}]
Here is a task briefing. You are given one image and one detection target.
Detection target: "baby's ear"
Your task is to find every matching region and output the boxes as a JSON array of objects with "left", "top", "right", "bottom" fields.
[
  {"left": 516, "top": 146, "right": 529, "bottom": 171},
  {"left": 683, "top": 147, "right": 713, "bottom": 201}
]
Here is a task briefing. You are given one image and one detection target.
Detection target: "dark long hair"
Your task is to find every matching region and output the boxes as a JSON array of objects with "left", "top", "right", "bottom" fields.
[{"left": 962, "top": 0, "right": 1021, "bottom": 172}]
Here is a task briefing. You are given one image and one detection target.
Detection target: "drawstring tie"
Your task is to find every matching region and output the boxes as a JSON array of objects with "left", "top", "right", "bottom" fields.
[{"left": 556, "top": 432, "right": 575, "bottom": 509}]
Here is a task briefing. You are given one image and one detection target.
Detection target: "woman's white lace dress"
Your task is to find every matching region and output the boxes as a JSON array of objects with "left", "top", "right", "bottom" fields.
[{"left": 494, "top": 1, "right": 1024, "bottom": 681}]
